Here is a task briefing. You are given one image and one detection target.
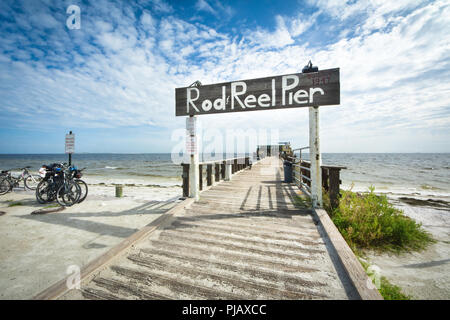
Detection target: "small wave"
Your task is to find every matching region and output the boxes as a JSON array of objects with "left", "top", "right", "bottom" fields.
[
  {"left": 145, "top": 184, "right": 182, "bottom": 188},
  {"left": 420, "top": 185, "right": 442, "bottom": 191},
  {"left": 105, "top": 166, "right": 118, "bottom": 169},
  {"left": 126, "top": 172, "right": 180, "bottom": 178}
]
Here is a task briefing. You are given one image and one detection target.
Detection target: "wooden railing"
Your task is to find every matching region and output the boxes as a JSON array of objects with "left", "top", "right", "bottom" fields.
[
  {"left": 181, "top": 157, "right": 251, "bottom": 197},
  {"left": 286, "top": 149, "right": 346, "bottom": 209}
]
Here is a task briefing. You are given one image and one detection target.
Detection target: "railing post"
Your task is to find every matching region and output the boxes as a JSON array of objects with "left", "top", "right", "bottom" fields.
[
  {"left": 322, "top": 167, "right": 329, "bottom": 192},
  {"left": 329, "top": 168, "right": 341, "bottom": 209},
  {"left": 215, "top": 163, "right": 220, "bottom": 182},
  {"left": 206, "top": 164, "right": 212, "bottom": 186},
  {"left": 199, "top": 164, "right": 203, "bottom": 191},
  {"left": 182, "top": 163, "right": 189, "bottom": 197},
  {"left": 221, "top": 161, "right": 226, "bottom": 179},
  {"left": 233, "top": 159, "right": 238, "bottom": 173},
  {"left": 225, "top": 160, "right": 232, "bottom": 181}
]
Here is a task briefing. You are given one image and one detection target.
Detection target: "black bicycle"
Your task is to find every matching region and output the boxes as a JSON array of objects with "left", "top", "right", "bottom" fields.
[
  {"left": 0, "top": 167, "right": 41, "bottom": 195},
  {"left": 36, "top": 164, "right": 85, "bottom": 206},
  {"left": 72, "top": 167, "right": 88, "bottom": 203}
]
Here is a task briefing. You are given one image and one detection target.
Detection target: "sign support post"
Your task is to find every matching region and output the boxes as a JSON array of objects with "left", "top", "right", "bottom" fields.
[
  {"left": 187, "top": 116, "right": 199, "bottom": 201},
  {"left": 309, "top": 106, "right": 322, "bottom": 207}
]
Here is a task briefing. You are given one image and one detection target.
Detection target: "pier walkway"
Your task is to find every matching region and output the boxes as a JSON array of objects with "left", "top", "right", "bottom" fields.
[{"left": 38, "top": 157, "right": 380, "bottom": 300}]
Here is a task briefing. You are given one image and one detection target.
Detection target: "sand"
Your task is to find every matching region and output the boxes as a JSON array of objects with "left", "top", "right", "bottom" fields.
[
  {"left": 1, "top": 182, "right": 448, "bottom": 300},
  {"left": 0, "top": 185, "right": 181, "bottom": 299},
  {"left": 365, "top": 195, "right": 450, "bottom": 300}
]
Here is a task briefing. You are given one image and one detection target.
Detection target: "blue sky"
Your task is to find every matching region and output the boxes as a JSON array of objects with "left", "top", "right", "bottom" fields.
[{"left": 0, "top": 0, "right": 449, "bottom": 153}]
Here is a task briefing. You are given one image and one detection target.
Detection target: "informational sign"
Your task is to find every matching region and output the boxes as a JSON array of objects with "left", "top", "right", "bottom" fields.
[
  {"left": 175, "top": 68, "right": 340, "bottom": 116},
  {"left": 186, "top": 117, "right": 196, "bottom": 136},
  {"left": 65, "top": 133, "right": 75, "bottom": 154},
  {"left": 186, "top": 117, "right": 197, "bottom": 155},
  {"left": 186, "top": 136, "right": 197, "bottom": 155}
]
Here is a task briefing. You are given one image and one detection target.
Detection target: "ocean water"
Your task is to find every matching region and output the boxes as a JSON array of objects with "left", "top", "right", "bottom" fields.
[{"left": 0, "top": 153, "right": 449, "bottom": 198}]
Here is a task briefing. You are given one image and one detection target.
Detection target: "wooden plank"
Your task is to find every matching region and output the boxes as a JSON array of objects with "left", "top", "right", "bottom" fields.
[
  {"left": 313, "top": 208, "right": 383, "bottom": 300},
  {"left": 176, "top": 68, "right": 340, "bottom": 116}
]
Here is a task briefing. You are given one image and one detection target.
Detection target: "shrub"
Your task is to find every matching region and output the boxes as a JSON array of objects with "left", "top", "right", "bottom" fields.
[{"left": 328, "top": 186, "right": 434, "bottom": 253}]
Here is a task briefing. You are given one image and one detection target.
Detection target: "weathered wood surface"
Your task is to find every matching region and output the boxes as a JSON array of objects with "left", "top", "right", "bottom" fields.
[
  {"left": 176, "top": 68, "right": 340, "bottom": 116},
  {"left": 314, "top": 208, "right": 383, "bottom": 300},
  {"left": 55, "top": 157, "right": 378, "bottom": 300}
]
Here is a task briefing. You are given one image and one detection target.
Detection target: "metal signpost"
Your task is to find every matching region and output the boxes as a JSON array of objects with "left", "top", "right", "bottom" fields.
[
  {"left": 65, "top": 131, "right": 75, "bottom": 166},
  {"left": 175, "top": 63, "right": 340, "bottom": 207}
]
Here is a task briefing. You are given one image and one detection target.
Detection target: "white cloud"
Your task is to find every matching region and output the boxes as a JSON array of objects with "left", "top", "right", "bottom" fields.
[
  {"left": 196, "top": 0, "right": 216, "bottom": 15},
  {"left": 248, "top": 16, "right": 295, "bottom": 48},
  {"left": 0, "top": 0, "right": 449, "bottom": 152}
]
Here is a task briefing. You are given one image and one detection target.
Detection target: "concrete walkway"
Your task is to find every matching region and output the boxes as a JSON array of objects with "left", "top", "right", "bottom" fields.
[
  {"left": 59, "top": 157, "right": 361, "bottom": 300},
  {"left": 0, "top": 188, "right": 178, "bottom": 299}
]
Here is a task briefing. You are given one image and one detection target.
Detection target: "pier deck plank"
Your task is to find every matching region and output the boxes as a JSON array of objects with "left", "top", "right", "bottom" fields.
[{"left": 58, "top": 157, "right": 364, "bottom": 300}]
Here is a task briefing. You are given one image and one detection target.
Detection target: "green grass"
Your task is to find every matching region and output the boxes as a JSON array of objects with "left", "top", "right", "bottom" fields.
[
  {"left": 378, "top": 277, "right": 411, "bottom": 300},
  {"left": 319, "top": 186, "right": 434, "bottom": 299},
  {"left": 323, "top": 186, "right": 435, "bottom": 254},
  {"left": 359, "top": 258, "right": 411, "bottom": 300},
  {"left": 8, "top": 201, "right": 23, "bottom": 207}
]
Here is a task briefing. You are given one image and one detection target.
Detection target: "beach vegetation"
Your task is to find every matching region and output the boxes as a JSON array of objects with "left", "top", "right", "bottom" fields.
[
  {"left": 359, "top": 259, "right": 411, "bottom": 300},
  {"left": 323, "top": 186, "right": 435, "bottom": 253}
]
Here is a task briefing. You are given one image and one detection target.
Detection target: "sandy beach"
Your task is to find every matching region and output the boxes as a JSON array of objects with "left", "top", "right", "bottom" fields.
[
  {"left": 366, "top": 195, "right": 450, "bottom": 299},
  {"left": 0, "top": 185, "right": 182, "bottom": 299}
]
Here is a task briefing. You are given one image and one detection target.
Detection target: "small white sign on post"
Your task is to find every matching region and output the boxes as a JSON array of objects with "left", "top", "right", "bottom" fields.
[
  {"left": 186, "top": 117, "right": 197, "bottom": 155},
  {"left": 186, "top": 117, "right": 196, "bottom": 136},
  {"left": 186, "top": 135, "right": 197, "bottom": 154},
  {"left": 65, "top": 133, "right": 75, "bottom": 154}
]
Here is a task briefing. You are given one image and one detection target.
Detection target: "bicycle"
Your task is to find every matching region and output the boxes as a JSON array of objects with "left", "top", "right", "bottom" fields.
[
  {"left": 36, "top": 164, "right": 81, "bottom": 206},
  {"left": 68, "top": 166, "right": 88, "bottom": 203},
  {"left": 0, "top": 167, "right": 41, "bottom": 195}
]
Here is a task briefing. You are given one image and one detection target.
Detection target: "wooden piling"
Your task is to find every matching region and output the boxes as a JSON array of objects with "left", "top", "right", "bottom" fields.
[
  {"left": 328, "top": 168, "right": 341, "bottom": 209},
  {"left": 215, "top": 163, "right": 220, "bottom": 182},
  {"left": 221, "top": 161, "right": 226, "bottom": 179},
  {"left": 182, "top": 164, "right": 189, "bottom": 197},
  {"left": 206, "top": 164, "right": 213, "bottom": 186},
  {"left": 199, "top": 164, "right": 203, "bottom": 191}
]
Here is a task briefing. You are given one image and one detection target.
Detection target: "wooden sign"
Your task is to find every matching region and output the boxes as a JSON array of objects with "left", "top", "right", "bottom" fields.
[
  {"left": 65, "top": 133, "right": 75, "bottom": 154},
  {"left": 175, "top": 68, "right": 339, "bottom": 116}
]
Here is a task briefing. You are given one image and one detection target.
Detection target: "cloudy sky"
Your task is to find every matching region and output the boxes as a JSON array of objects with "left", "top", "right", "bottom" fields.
[{"left": 0, "top": 0, "right": 449, "bottom": 153}]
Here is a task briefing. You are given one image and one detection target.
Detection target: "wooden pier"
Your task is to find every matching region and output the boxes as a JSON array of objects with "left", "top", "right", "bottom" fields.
[{"left": 37, "top": 157, "right": 382, "bottom": 300}]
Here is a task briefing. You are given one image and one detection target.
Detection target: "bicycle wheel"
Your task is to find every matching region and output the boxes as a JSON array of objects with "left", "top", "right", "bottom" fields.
[
  {"left": 36, "top": 180, "right": 52, "bottom": 203},
  {"left": 75, "top": 179, "right": 88, "bottom": 203},
  {"left": 0, "top": 178, "right": 11, "bottom": 195},
  {"left": 25, "top": 175, "right": 41, "bottom": 190},
  {"left": 57, "top": 181, "right": 81, "bottom": 207}
]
